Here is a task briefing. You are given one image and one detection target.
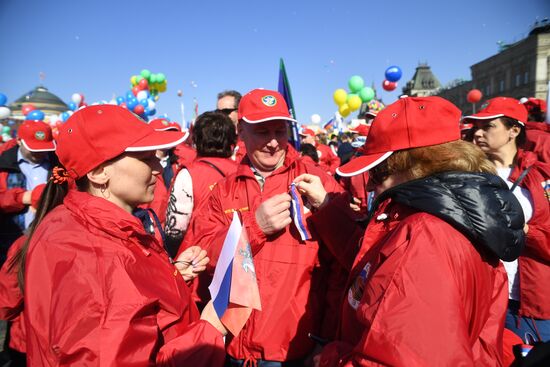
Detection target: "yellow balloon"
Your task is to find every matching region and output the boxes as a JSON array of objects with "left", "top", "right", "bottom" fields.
[
  {"left": 333, "top": 89, "right": 348, "bottom": 106},
  {"left": 130, "top": 75, "right": 138, "bottom": 86},
  {"left": 348, "top": 95, "right": 362, "bottom": 111},
  {"left": 339, "top": 103, "right": 351, "bottom": 117},
  {"left": 159, "top": 83, "right": 167, "bottom": 93}
]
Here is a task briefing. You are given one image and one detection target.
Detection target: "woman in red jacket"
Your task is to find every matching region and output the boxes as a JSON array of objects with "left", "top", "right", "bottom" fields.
[
  {"left": 465, "top": 97, "right": 550, "bottom": 343},
  {"left": 18, "top": 105, "right": 226, "bottom": 366},
  {"left": 294, "top": 96, "right": 525, "bottom": 366}
]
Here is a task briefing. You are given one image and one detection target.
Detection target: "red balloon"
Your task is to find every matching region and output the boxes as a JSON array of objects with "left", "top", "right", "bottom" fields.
[
  {"left": 78, "top": 94, "right": 86, "bottom": 106},
  {"left": 132, "top": 86, "right": 140, "bottom": 96},
  {"left": 79, "top": 102, "right": 88, "bottom": 108},
  {"left": 120, "top": 102, "right": 127, "bottom": 109},
  {"left": 22, "top": 104, "right": 36, "bottom": 116},
  {"left": 138, "top": 79, "right": 149, "bottom": 90},
  {"left": 467, "top": 89, "right": 483, "bottom": 103},
  {"left": 382, "top": 80, "right": 397, "bottom": 91},
  {"left": 133, "top": 104, "right": 145, "bottom": 115}
]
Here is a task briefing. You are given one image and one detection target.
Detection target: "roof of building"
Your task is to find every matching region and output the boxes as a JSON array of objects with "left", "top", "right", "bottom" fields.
[
  {"left": 9, "top": 86, "right": 68, "bottom": 116},
  {"left": 404, "top": 63, "right": 442, "bottom": 92}
]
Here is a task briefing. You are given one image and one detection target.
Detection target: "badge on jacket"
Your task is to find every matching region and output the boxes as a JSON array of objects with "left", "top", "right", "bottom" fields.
[{"left": 348, "top": 262, "right": 371, "bottom": 310}]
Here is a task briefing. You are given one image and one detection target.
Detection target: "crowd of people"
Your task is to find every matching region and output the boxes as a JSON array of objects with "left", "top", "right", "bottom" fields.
[{"left": 0, "top": 88, "right": 548, "bottom": 366}]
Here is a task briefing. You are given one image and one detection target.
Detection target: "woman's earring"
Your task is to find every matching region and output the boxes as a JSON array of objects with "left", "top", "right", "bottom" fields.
[{"left": 100, "top": 183, "right": 110, "bottom": 199}]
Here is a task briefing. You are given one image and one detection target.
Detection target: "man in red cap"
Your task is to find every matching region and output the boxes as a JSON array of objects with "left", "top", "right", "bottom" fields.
[
  {"left": 299, "top": 127, "right": 340, "bottom": 175},
  {"left": 0, "top": 120, "right": 56, "bottom": 264},
  {"left": 182, "top": 89, "right": 344, "bottom": 366}
]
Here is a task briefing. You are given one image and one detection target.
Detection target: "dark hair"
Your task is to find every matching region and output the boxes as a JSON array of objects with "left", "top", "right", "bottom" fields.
[
  {"left": 9, "top": 172, "right": 89, "bottom": 290},
  {"left": 193, "top": 112, "right": 237, "bottom": 157},
  {"left": 300, "top": 143, "right": 319, "bottom": 163},
  {"left": 501, "top": 116, "right": 526, "bottom": 148},
  {"left": 217, "top": 90, "right": 241, "bottom": 109}
]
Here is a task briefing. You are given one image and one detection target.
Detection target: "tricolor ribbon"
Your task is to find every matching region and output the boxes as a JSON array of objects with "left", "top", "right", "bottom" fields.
[{"left": 289, "top": 183, "right": 312, "bottom": 241}]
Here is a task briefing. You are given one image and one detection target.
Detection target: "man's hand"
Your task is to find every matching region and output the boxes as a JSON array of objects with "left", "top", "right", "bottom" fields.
[
  {"left": 293, "top": 174, "right": 329, "bottom": 209},
  {"left": 21, "top": 190, "right": 32, "bottom": 205},
  {"left": 173, "top": 246, "right": 209, "bottom": 282},
  {"left": 255, "top": 193, "right": 292, "bottom": 236}
]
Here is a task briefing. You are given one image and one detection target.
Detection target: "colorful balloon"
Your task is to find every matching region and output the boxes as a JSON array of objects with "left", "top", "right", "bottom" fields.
[
  {"left": 136, "top": 90, "right": 149, "bottom": 101},
  {"left": 333, "top": 89, "right": 348, "bottom": 106},
  {"left": 127, "top": 97, "right": 138, "bottom": 110},
  {"left": 0, "top": 93, "right": 7, "bottom": 106},
  {"left": 116, "top": 96, "right": 125, "bottom": 105},
  {"left": 131, "top": 75, "right": 138, "bottom": 86},
  {"left": 138, "top": 78, "right": 149, "bottom": 90},
  {"left": 339, "top": 103, "right": 351, "bottom": 117},
  {"left": 0, "top": 106, "right": 10, "bottom": 119},
  {"left": 311, "top": 114, "right": 322, "bottom": 124},
  {"left": 22, "top": 104, "right": 36, "bottom": 116},
  {"left": 347, "top": 95, "right": 363, "bottom": 111},
  {"left": 71, "top": 93, "right": 83, "bottom": 105},
  {"left": 467, "top": 89, "right": 483, "bottom": 103},
  {"left": 348, "top": 76, "right": 365, "bottom": 93},
  {"left": 359, "top": 87, "right": 375, "bottom": 102},
  {"left": 68, "top": 102, "right": 78, "bottom": 111},
  {"left": 61, "top": 112, "right": 70, "bottom": 122},
  {"left": 140, "top": 69, "right": 151, "bottom": 80},
  {"left": 385, "top": 66, "right": 402, "bottom": 82},
  {"left": 133, "top": 105, "right": 145, "bottom": 115},
  {"left": 132, "top": 86, "right": 140, "bottom": 96},
  {"left": 382, "top": 80, "right": 398, "bottom": 91},
  {"left": 26, "top": 110, "right": 45, "bottom": 121}
]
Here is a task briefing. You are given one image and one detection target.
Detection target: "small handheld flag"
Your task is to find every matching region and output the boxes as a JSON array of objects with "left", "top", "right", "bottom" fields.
[
  {"left": 209, "top": 212, "right": 261, "bottom": 336},
  {"left": 289, "top": 183, "right": 312, "bottom": 241}
]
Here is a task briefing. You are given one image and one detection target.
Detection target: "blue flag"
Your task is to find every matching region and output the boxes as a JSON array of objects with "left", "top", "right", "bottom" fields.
[{"left": 278, "top": 58, "right": 300, "bottom": 151}]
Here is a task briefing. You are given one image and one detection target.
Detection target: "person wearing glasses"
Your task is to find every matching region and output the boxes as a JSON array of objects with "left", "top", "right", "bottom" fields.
[
  {"left": 217, "top": 90, "right": 247, "bottom": 162},
  {"left": 19, "top": 105, "right": 226, "bottom": 366},
  {"left": 294, "top": 96, "right": 525, "bottom": 366}
]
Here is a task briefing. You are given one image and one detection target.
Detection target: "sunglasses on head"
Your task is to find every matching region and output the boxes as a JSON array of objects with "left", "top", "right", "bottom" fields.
[{"left": 216, "top": 108, "right": 238, "bottom": 115}]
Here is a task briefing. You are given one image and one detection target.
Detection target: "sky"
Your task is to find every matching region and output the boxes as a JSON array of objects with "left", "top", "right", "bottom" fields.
[{"left": 0, "top": 0, "right": 548, "bottom": 126}]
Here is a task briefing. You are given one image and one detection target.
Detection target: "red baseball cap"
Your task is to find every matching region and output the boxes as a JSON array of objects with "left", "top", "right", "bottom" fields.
[
  {"left": 299, "top": 128, "right": 316, "bottom": 137},
  {"left": 337, "top": 96, "right": 461, "bottom": 177},
  {"left": 463, "top": 97, "right": 527, "bottom": 126},
  {"left": 149, "top": 118, "right": 188, "bottom": 140},
  {"left": 238, "top": 89, "right": 298, "bottom": 124},
  {"left": 350, "top": 124, "right": 370, "bottom": 137},
  {"left": 56, "top": 105, "right": 187, "bottom": 179},
  {"left": 17, "top": 120, "right": 56, "bottom": 152},
  {"left": 522, "top": 97, "right": 547, "bottom": 113}
]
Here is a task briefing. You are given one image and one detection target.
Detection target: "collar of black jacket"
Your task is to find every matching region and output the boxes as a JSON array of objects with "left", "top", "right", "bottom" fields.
[
  {"left": 369, "top": 171, "right": 525, "bottom": 262},
  {"left": 0, "top": 145, "right": 22, "bottom": 172}
]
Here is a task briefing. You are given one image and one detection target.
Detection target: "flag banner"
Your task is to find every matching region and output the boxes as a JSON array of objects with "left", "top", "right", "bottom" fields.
[
  {"left": 323, "top": 117, "right": 335, "bottom": 130},
  {"left": 278, "top": 58, "right": 301, "bottom": 150},
  {"left": 289, "top": 183, "right": 312, "bottom": 241},
  {"left": 209, "top": 212, "right": 261, "bottom": 336}
]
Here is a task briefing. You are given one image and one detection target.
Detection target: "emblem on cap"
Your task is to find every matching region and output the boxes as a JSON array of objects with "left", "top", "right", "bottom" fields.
[
  {"left": 35, "top": 131, "right": 46, "bottom": 140},
  {"left": 261, "top": 95, "right": 277, "bottom": 107},
  {"left": 162, "top": 120, "right": 169, "bottom": 126},
  {"left": 481, "top": 102, "right": 489, "bottom": 110}
]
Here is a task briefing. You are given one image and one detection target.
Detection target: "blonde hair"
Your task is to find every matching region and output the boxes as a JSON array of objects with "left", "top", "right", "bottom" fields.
[{"left": 386, "top": 140, "right": 496, "bottom": 180}]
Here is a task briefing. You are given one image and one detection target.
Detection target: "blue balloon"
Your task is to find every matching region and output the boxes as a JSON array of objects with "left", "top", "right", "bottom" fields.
[
  {"left": 126, "top": 90, "right": 134, "bottom": 100},
  {"left": 139, "top": 99, "right": 148, "bottom": 107},
  {"left": 61, "top": 112, "right": 70, "bottom": 122},
  {"left": 148, "top": 108, "right": 156, "bottom": 116},
  {"left": 0, "top": 93, "right": 7, "bottom": 106},
  {"left": 116, "top": 96, "right": 125, "bottom": 105},
  {"left": 127, "top": 97, "right": 138, "bottom": 109},
  {"left": 385, "top": 66, "right": 403, "bottom": 82},
  {"left": 26, "top": 110, "right": 45, "bottom": 121},
  {"left": 68, "top": 102, "right": 77, "bottom": 111}
]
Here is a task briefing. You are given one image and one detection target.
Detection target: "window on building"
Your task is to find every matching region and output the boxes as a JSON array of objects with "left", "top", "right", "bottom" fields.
[
  {"left": 499, "top": 80, "right": 505, "bottom": 92},
  {"left": 524, "top": 71, "right": 529, "bottom": 84},
  {"left": 485, "top": 85, "right": 491, "bottom": 96},
  {"left": 516, "top": 74, "right": 521, "bottom": 87}
]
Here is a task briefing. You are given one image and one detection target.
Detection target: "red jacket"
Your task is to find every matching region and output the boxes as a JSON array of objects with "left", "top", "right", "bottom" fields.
[
  {"left": 525, "top": 125, "right": 550, "bottom": 164},
  {"left": 316, "top": 143, "right": 340, "bottom": 175},
  {"left": 182, "top": 148, "right": 344, "bottom": 362},
  {"left": 0, "top": 235, "right": 25, "bottom": 353},
  {"left": 24, "top": 190, "right": 224, "bottom": 367},
  {"left": 174, "top": 143, "right": 197, "bottom": 173},
  {"left": 509, "top": 149, "right": 550, "bottom": 319},
  {"left": 312, "top": 172, "right": 524, "bottom": 366}
]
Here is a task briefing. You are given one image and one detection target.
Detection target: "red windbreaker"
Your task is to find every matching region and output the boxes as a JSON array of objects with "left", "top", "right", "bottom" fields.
[
  {"left": 0, "top": 235, "right": 25, "bottom": 353},
  {"left": 24, "top": 190, "right": 224, "bottom": 367},
  {"left": 316, "top": 143, "right": 340, "bottom": 175},
  {"left": 182, "top": 148, "right": 344, "bottom": 362},
  {"left": 525, "top": 125, "right": 550, "bottom": 164},
  {"left": 509, "top": 149, "right": 550, "bottom": 319},
  {"left": 311, "top": 171, "right": 524, "bottom": 366}
]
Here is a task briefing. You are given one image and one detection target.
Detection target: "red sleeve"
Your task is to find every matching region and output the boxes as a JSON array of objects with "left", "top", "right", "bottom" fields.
[
  {"left": 156, "top": 320, "right": 225, "bottom": 367},
  {"left": 0, "top": 236, "right": 24, "bottom": 320},
  {"left": 0, "top": 187, "right": 26, "bottom": 213},
  {"left": 523, "top": 163, "right": 550, "bottom": 261}
]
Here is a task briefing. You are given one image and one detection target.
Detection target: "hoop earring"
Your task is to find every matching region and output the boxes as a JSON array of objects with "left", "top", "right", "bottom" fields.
[{"left": 100, "top": 183, "right": 110, "bottom": 199}]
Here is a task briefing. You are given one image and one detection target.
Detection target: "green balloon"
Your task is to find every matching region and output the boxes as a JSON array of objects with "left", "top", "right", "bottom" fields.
[
  {"left": 2, "top": 126, "right": 10, "bottom": 133},
  {"left": 348, "top": 75, "right": 365, "bottom": 93},
  {"left": 140, "top": 69, "right": 151, "bottom": 80},
  {"left": 150, "top": 74, "right": 158, "bottom": 84},
  {"left": 136, "top": 75, "right": 144, "bottom": 83},
  {"left": 359, "top": 87, "right": 375, "bottom": 103},
  {"left": 156, "top": 73, "right": 166, "bottom": 83}
]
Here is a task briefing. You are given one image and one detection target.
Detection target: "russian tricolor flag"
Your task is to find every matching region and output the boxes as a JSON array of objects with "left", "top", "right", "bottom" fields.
[
  {"left": 209, "top": 212, "right": 261, "bottom": 336},
  {"left": 289, "top": 183, "right": 312, "bottom": 241}
]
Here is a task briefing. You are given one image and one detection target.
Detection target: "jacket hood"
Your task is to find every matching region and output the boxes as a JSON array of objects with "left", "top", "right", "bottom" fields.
[{"left": 373, "top": 171, "right": 525, "bottom": 261}]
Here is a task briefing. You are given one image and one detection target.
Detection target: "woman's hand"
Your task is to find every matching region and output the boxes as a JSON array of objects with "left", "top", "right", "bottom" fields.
[
  {"left": 201, "top": 300, "right": 228, "bottom": 336},
  {"left": 293, "top": 174, "right": 329, "bottom": 210},
  {"left": 173, "top": 246, "right": 209, "bottom": 282}
]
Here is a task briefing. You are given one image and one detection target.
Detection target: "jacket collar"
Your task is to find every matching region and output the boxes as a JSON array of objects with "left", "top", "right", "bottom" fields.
[
  {"left": 63, "top": 190, "right": 151, "bottom": 242},
  {"left": 0, "top": 145, "right": 21, "bottom": 172},
  {"left": 235, "top": 145, "right": 300, "bottom": 180}
]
